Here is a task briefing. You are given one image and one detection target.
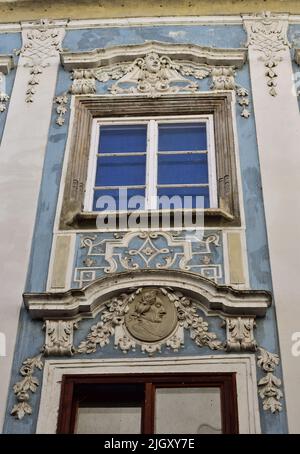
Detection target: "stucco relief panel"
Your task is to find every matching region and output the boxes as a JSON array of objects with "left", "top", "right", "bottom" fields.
[{"left": 73, "top": 230, "right": 224, "bottom": 287}]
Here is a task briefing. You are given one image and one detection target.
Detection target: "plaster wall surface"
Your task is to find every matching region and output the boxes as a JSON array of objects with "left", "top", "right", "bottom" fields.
[
  {"left": 0, "top": 26, "right": 64, "bottom": 431},
  {"left": 0, "top": 19, "right": 291, "bottom": 435},
  {"left": 248, "top": 44, "right": 300, "bottom": 434}
]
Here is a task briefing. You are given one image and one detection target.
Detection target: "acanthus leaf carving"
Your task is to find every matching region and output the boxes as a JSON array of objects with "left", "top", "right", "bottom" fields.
[
  {"left": 70, "top": 69, "right": 96, "bottom": 95},
  {"left": 223, "top": 317, "right": 257, "bottom": 352},
  {"left": 54, "top": 92, "right": 69, "bottom": 126},
  {"left": 243, "top": 11, "right": 290, "bottom": 96},
  {"left": 257, "top": 347, "right": 283, "bottom": 413},
  {"left": 210, "top": 67, "right": 251, "bottom": 118},
  {"left": 257, "top": 346, "right": 280, "bottom": 372},
  {"left": 43, "top": 320, "right": 78, "bottom": 356},
  {"left": 11, "top": 354, "right": 44, "bottom": 420}
]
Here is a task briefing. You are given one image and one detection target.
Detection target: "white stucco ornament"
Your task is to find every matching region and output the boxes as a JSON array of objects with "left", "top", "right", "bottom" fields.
[
  {"left": 77, "top": 287, "right": 223, "bottom": 356},
  {"left": 17, "top": 19, "right": 65, "bottom": 102},
  {"left": 243, "top": 11, "right": 290, "bottom": 97},
  {"left": 58, "top": 41, "right": 251, "bottom": 120}
]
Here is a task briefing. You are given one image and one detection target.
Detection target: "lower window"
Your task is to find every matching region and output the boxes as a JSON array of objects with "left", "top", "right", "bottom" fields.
[{"left": 57, "top": 373, "right": 238, "bottom": 434}]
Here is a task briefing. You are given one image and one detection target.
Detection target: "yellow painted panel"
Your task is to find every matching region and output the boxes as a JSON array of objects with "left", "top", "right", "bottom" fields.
[
  {"left": 227, "top": 232, "right": 245, "bottom": 285},
  {"left": 0, "top": 0, "right": 299, "bottom": 23},
  {"left": 51, "top": 235, "right": 71, "bottom": 289}
]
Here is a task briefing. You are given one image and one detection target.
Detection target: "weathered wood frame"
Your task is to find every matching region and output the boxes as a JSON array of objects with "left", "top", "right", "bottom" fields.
[
  {"left": 60, "top": 92, "right": 240, "bottom": 229},
  {"left": 57, "top": 372, "right": 239, "bottom": 434}
]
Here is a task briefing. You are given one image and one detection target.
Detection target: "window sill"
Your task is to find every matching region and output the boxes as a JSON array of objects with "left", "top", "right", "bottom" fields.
[{"left": 63, "top": 208, "right": 238, "bottom": 230}]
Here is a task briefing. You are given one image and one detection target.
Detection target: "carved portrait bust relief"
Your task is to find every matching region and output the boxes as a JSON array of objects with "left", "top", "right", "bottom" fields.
[
  {"left": 124, "top": 288, "right": 178, "bottom": 342},
  {"left": 143, "top": 52, "right": 161, "bottom": 73}
]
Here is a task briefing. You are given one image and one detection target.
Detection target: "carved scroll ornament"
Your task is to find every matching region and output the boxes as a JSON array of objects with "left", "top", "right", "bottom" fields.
[{"left": 58, "top": 41, "right": 250, "bottom": 121}]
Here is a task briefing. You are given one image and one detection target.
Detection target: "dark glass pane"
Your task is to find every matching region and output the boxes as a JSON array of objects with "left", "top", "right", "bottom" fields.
[
  {"left": 98, "top": 125, "right": 147, "bottom": 153},
  {"left": 158, "top": 123, "right": 207, "bottom": 151},
  {"left": 157, "top": 186, "right": 209, "bottom": 209},
  {"left": 95, "top": 155, "right": 146, "bottom": 186},
  {"left": 158, "top": 154, "right": 208, "bottom": 185},
  {"left": 93, "top": 188, "right": 145, "bottom": 211}
]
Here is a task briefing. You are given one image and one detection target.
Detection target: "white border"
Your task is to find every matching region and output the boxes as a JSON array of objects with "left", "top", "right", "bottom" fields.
[
  {"left": 36, "top": 354, "right": 260, "bottom": 434},
  {"left": 1, "top": 14, "right": 300, "bottom": 34}
]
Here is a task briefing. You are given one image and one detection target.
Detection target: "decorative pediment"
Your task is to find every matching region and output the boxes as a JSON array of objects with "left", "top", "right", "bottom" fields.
[
  {"left": 13, "top": 273, "right": 282, "bottom": 421},
  {"left": 23, "top": 269, "right": 271, "bottom": 319},
  {"left": 61, "top": 40, "right": 247, "bottom": 71},
  {"left": 57, "top": 41, "right": 250, "bottom": 119}
]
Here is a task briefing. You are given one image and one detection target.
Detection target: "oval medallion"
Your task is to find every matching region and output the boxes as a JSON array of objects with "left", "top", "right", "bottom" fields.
[{"left": 125, "top": 288, "right": 178, "bottom": 343}]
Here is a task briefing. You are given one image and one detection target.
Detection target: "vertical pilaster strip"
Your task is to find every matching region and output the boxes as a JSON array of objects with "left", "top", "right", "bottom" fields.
[
  {"left": 243, "top": 12, "right": 300, "bottom": 433},
  {"left": 227, "top": 232, "right": 245, "bottom": 285},
  {"left": 0, "top": 19, "right": 66, "bottom": 431},
  {"left": 50, "top": 234, "right": 73, "bottom": 290}
]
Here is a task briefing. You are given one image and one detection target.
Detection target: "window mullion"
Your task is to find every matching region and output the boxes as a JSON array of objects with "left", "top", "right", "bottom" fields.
[{"left": 146, "top": 120, "right": 158, "bottom": 210}]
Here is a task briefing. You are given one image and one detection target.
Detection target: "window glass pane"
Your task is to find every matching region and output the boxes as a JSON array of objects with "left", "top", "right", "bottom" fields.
[
  {"left": 76, "top": 407, "right": 141, "bottom": 434},
  {"left": 157, "top": 186, "right": 209, "bottom": 209},
  {"left": 155, "top": 388, "right": 222, "bottom": 434},
  {"left": 158, "top": 123, "right": 207, "bottom": 151},
  {"left": 158, "top": 154, "right": 208, "bottom": 185},
  {"left": 95, "top": 155, "right": 146, "bottom": 186},
  {"left": 98, "top": 125, "right": 147, "bottom": 153},
  {"left": 93, "top": 188, "right": 145, "bottom": 211}
]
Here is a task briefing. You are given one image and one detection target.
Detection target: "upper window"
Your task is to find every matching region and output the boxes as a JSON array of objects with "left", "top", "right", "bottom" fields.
[
  {"left": 59, "top": 94, "right": 240, "bottom": 229},
  {"left": 84, "top": 116, "right": 217, "bottom": 213}
]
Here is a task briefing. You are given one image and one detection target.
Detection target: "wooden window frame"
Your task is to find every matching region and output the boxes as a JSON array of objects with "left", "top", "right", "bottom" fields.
[
  {"left": 60, "top": 93, "right": 240, "bottom": 230},
  {"left": 57, "top": 372, "right": 239, "bottom": 434}
]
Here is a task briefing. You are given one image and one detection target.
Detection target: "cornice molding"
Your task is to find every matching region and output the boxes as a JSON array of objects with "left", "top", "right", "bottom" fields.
[
  {"left": 23, "top": 269, "right": 271, "bottom": 319},
  {"left": 20, "top": 18, "right": 68, "bottom": 30},
  {"left": 3, "top": 13, "right": 300, "bottom": 34},
  {"left": 60, "top": 40, "right": 247, "bottom": 71}
]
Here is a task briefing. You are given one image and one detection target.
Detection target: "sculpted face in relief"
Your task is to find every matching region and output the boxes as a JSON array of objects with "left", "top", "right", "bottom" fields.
[
  {"left": 125, "top": 288, "right": 178, "bottom": 342},
  {"left": 144, "top": 52, "right": 161, "bottom": 73}
]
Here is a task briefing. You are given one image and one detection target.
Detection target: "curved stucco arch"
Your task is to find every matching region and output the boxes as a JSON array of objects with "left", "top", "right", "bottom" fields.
[{"left": 24, "top": 268, "right": 271, "bottom": 320}]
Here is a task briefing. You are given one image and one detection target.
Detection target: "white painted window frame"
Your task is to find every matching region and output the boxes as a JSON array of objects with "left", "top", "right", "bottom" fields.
[
  {"left": 84, "top": 114, "right": 217, "bottom": 212},
  {"left": 36, "top": 355, "right": 261, "bottom": 434}
]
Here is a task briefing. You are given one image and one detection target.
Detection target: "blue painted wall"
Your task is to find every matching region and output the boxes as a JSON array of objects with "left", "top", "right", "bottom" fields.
[{"left": 3, "top": 24, "right": 288, "bottom": 434}]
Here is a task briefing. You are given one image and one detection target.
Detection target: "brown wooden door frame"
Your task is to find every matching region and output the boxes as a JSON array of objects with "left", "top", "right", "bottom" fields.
[{"left": 57, "top": 372, "right": 238, "bottom": 434}]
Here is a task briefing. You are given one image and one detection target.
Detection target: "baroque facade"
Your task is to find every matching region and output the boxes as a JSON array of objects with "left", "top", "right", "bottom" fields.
[{"left": 0, "top": 0, "right": 300, "bottom": 434}]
